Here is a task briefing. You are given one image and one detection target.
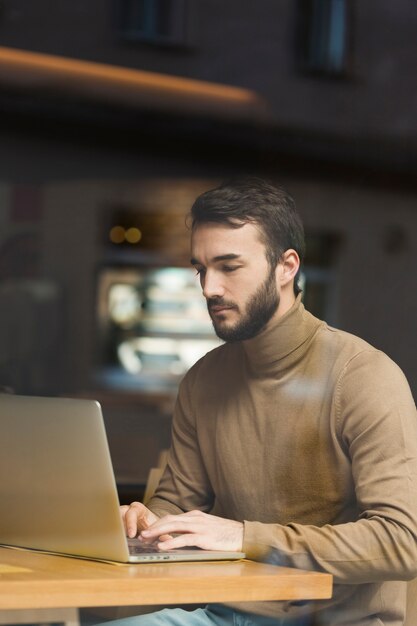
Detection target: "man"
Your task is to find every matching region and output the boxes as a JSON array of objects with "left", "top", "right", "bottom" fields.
[{"left": 119, "top": 178, "right": 417, "bottom": 625}]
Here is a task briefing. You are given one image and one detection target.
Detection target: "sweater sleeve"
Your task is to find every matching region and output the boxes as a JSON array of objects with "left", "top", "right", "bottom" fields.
[
  {"left": 243, "top": 350, "right": 417, "bottom": 584},
  {"left": 147, "top": 368, "right": 215, "bottom": 519}
]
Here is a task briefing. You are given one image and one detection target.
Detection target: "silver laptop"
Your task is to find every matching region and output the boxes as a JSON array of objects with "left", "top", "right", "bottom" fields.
[{"left": 0, "top": 393, "right": 245, "bottom": 563}]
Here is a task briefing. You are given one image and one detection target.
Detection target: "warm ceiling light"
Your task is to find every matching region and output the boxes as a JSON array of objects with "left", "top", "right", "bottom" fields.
[
  {"left": 125, "top": 227, "right": 142, "bottom": 244},
  {"left": 109, "top": 226, "right": 125, "bottom": 244},
  {"left": 0, "top": 46, "right": 269, "bottom": 122}
]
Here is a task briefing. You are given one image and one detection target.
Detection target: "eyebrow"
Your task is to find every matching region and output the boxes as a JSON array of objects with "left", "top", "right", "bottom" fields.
[{"left": 190, "top": 253, "right": 242, "bottom": 266}]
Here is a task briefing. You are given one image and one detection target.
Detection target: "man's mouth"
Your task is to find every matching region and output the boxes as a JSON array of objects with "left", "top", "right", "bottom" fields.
[{"left": 208, "top": 303, "right": 237, "bottom": 315}]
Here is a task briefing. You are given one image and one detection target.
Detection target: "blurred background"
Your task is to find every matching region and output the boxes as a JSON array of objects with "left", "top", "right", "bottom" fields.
[{"left": 0, "top": 0, "right": 416, "bottom": 498}]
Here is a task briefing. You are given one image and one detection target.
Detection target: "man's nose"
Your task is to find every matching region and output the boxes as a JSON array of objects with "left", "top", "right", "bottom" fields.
[{"left": 201, "top": 271, "right": 225, "bottom": 299}]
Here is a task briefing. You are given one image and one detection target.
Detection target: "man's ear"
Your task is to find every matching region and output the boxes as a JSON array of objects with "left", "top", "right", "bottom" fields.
[{"left": 277, "top": 249, "right": 300, "bottom": 288}]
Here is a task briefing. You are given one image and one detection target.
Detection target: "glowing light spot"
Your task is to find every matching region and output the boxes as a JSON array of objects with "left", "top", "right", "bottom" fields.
[
  {"left": 125, "top": 227, "right": 142, "bottom": 244},
  {"left": 109, "top": 226, "right": 125, "bottom": 244}
]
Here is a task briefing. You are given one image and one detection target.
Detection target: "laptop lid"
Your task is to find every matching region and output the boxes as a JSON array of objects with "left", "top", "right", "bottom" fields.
[{"left": 0, "top": 394, "right": 245, "bottom": 563}]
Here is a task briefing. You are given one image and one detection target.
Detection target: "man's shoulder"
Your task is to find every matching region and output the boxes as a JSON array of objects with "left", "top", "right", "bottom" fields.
[
  {"left": 315, "top": 322, "right": 407, "bottom": 383},
  {"left": 318, "top": 323, "right": 376, "bottom": 353}
]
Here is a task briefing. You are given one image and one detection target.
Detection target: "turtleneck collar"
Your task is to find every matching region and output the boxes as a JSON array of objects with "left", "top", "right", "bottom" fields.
[{"left": 241, "top": 293, "right": 323, "bottom": 376}]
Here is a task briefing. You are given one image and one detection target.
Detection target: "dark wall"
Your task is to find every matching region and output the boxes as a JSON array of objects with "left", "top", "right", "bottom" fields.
[{"left": 1, "top": 0, "right": 416, "bottom": 144}]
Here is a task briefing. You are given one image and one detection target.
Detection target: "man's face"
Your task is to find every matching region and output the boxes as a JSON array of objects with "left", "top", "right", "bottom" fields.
[{"left": 191, "top": 222, "right": 280, "bottom": 342}]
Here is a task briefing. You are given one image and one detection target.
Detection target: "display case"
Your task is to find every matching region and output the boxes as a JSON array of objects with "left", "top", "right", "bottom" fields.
[{"left": 94, "top": 263, "right": 221, "bottom": 393}]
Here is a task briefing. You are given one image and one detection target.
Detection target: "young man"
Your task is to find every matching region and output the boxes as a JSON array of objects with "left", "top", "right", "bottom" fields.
[{"left": 119, "top": 178, "right": 417, "bottom": 626}]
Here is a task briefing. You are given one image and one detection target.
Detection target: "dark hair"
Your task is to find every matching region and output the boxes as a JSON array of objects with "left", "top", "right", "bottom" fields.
[{"left": 190, "top": 177, "right": 305, "bottom": 295}]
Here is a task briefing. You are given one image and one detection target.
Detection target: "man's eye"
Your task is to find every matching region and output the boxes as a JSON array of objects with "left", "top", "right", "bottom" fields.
[
  {"left": 194, "top": 268, "right": 205, "bottom": 276},
  {"left": 223, "top": 266, "right": 240, "bottom": 273}
]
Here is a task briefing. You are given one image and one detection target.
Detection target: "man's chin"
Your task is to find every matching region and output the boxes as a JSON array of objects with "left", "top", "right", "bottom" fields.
[
  {"left": 212, "top": 320, "right": 232, "bottom": 334},
  {"left": 212, "top": 322, "right": 242, "bottom": 343}
]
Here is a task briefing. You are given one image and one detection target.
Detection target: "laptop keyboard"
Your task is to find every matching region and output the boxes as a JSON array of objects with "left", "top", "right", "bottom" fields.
[{"left": 127, "top": 538, "right": 161, "bottom": 554}]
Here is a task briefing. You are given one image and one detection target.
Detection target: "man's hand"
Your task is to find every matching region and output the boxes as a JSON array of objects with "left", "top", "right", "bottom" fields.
[
  {"left": 120, "top": 501, "right": 159, "bottom": 538},
  {"left": 140, "top": 510, "right": 244, "bottom": 552}
]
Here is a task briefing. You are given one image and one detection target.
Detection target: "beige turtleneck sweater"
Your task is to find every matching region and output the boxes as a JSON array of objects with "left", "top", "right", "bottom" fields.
[{"left": 148, "top": 296, "right": 417, "bottom": 625}]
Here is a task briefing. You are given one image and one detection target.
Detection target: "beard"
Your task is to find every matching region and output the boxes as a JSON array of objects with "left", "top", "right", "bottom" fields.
[{"left": 207, "top": 267, "right": 280, "bottom": 342}]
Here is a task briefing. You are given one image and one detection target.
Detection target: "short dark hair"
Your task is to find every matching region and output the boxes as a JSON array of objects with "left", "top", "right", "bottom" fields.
[{"left": 190, "top": 177, "right": 305, "bottom": 295}]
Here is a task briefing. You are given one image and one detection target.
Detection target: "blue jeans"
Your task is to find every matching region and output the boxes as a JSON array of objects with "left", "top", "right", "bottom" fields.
[{"left": 93, "top": 604, "right": 312, "bottom": 626}]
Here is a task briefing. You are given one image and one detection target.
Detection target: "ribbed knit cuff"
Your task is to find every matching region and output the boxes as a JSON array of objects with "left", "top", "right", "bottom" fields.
[{"left": 243, "top": 520, "right": 280, "bottom": 561}]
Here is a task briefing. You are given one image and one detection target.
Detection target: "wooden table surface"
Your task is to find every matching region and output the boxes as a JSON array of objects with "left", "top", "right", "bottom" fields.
[{"left": 0, "top": 547, "right": 332, "bottom": 610}]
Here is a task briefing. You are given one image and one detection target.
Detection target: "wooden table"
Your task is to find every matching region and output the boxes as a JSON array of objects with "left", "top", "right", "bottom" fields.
[{"left": 0, "top": 547, "right": 332, "bottom": 610}]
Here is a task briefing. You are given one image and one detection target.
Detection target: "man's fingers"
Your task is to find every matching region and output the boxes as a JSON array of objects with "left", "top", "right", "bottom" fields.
[
  {"left": 125, "top": 508, "right": 140, "bottom": 538},
  {"left": 157, "top": 533, "right": 205, "bottom": 551},
  {"left": 140, "top": 532, "right": 173, "bottom": 544},
  {"left": 141, "top": 516, "right": 203, "bottom": 540},
  {"left": 141, "top": 511, "right": 244, "bottom": 552},
  {"left": 121, "top": 502, "right": 158, "bottom": 538}
]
